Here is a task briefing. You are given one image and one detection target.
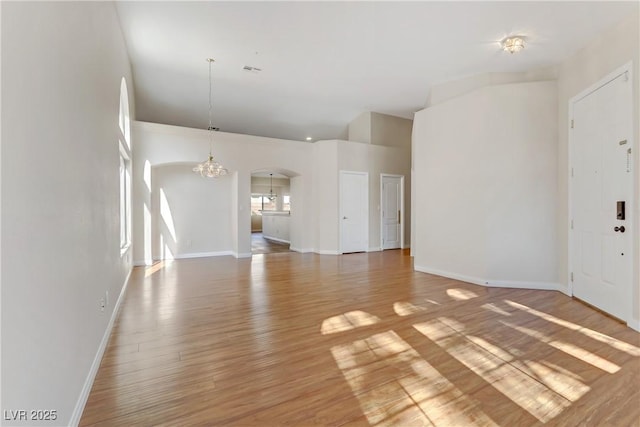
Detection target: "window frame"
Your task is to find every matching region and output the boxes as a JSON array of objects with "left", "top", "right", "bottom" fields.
[
  {"left": 251, "top": 194, "right": 277, "bottom": 214},
  {"left": 119, "top": 78, "right": 132, "bottom": 254}
]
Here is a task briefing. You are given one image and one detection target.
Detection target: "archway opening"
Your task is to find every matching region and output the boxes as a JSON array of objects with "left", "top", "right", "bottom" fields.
[{"left": 250, "top": 170, "right": 291, "bottom": 254}]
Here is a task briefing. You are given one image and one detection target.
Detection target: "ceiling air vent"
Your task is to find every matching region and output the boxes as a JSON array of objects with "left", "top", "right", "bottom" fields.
[{"left": 243, "top": 65, "right": 262, "bottom": 73}]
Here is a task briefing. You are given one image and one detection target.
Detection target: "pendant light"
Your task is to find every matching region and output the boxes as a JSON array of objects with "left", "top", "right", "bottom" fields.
[
  {"left": 193, "top": 58, "right": 228, "bottom": 178},
  {"left": 268, "top": 173, "right": 277, "bottom": 201}
]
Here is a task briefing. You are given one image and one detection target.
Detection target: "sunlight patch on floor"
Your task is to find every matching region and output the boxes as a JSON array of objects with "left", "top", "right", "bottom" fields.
[
  {"left": 481, "top": 303, "right": 512, "bottom": 317},
  {"left": 144, "top": 260, "right": 169, "bottom": 278},
  {"left": 500, "top": 321, "right": 620, "bottom": 374},
  {"left": 504, "top": 300, "right": 640, "bottom": 356},
  {"left": 321, "top": 311, "right": 381, "bottom": 335},
  {"left": 331, "top": 330, "right": 498, "bottom": 426},
  {"left": 393, "top": 301, "right": 428, "bottom": 317},
  {"left": 523, "top": 360, "right": 591, "bottom": 401},
  {"left": 414, "top": 318, "right": 578, "bottom": 423},
  {"left": 447, "top": 288, "right": 479, "bottom": 301}
]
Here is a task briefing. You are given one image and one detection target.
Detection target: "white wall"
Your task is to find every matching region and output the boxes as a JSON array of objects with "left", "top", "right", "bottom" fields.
[
  {"left": 132, "top": 122, "right": 314, "bottom": 262},
  {"left": 338, "top": 141, "right": 411, "bottom": 251},
  {"left": 1, "top": 2, "right": 134, "bottom": 425},
  {"left": 413, "top": 81, "right": 558, "bottom": 288},
  {"left": 348, "top": 111, "right": 413, "bottom": 150},
  {"left": 152, "top": 164, "right": 232, "bottom": 259},
  {"left": 312, "top": 140, "right": 339, "bottom": 254},
  {"left": 311, "top": 139, "right": 411, "bottom": 254},
  {"left": 370, "top": 112, "right": 413, "bottom": 149},
  {"left": 347, "top": 112, "right": 371, "bottom": 144},
  {"left": 134, "top": 125, "right": 411, "bottom": 259},
  {"left": 557, "top": 12, "right": 640, "bottom": 326},
  {"left": 426, "top": 67, "right": 558, "bottom": 108},
  {"left": 289, "top": 175, "right": 309, "bottom": 252}
]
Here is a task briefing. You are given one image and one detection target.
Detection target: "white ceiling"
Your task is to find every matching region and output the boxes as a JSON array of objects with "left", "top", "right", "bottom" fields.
[{"left": 115, "top": 1, "right": 636, "bottom": 142}]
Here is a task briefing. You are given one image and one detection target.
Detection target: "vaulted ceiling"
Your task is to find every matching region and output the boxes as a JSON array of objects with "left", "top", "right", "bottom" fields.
[{"left": 115, "top": 1, "right": 636, "bottom": 142}]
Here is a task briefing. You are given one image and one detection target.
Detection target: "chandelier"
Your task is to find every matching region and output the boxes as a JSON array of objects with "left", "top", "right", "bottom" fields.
[{"left": 193, "top": 58, "right": 228, "bottom": 178}]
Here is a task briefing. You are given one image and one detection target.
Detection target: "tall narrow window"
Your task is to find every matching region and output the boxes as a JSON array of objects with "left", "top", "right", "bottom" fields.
[{"left": 119, "top": 78, "right": 131, "bottom": 251}]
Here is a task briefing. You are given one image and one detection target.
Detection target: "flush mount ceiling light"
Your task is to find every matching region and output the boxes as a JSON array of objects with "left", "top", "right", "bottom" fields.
[
  {"left": 501, "top": 36, "right": 525, "bottom": 54},
  {"left": 193, "top": 58, "right": 228, "bottom": 178}
]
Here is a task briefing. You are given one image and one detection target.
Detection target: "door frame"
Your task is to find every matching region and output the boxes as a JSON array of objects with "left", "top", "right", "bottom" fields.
[
  {"left": 339, "top": 170, "right": 369, "bottom": 254},
  {"left": 380, "top": 174, "right": 405, "bottom": 250},
  {"left": 567, "top": 61, "right": 634, "bottom": 325}
]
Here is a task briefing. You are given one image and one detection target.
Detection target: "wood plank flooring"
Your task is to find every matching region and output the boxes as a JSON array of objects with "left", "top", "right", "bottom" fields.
[
  {"left": 80, "top": 250, "right": 640, "bottom": 426},
  {"left": 251, "top": 232, "right": 291, "bottom": 254}
]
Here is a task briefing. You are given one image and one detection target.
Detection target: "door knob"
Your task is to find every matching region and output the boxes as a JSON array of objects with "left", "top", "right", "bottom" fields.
[
  {"left": 343, "top": 216, "right": 347, "bottom": 220},
  {"left": 614, "top": 226, "right": 626, "bottom": 233}
]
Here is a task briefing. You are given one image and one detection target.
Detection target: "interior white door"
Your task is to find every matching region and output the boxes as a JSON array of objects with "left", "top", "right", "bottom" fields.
[
  {"left": 340, "top": 171, "right": 368, "bottom": 253},
  {"left": 571, "top": 71, "right": 632, "bottom": 321},
  {"left": 381, "top": 175, "right": 402, "bottom": 250}
]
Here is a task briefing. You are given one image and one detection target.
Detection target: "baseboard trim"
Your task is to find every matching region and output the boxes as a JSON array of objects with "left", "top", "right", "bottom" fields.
[
  {"left": 414, "top": 265, "right": 560, "bottom": 291},
  {"left": 143, "top": 251, "right": 235, "bottom": 264},
  {"left": 487, "top": 279, "right": 560, "bottom": 291},
  {"left": 174, "top": 251, "right": 233, "bottom": 259},
  {"left": 318, "top": 250, "right": 340, "bottom": 255},
  {"left": 290, "top": 247, "right": 313, "bottom": 253},
  {"left": 234, "top": 252, "right": 252, "bottom": 259},
  {"left": 69, "top": 268, "right": 132, "bottom": 426},
  {"left": 262, "top": 236, "right": 290, "bottom": 244},
  {"left": 628, "top": 317, "right": 640, "bottom": 332},
  {"left": 367, "top": 247, "right": 382, "bottom": 252},
  {"left": 556, "top": 283, "right": 571, "bottom": 296}
]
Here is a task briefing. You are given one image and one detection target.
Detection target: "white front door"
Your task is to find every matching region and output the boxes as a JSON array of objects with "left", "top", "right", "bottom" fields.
[
  {"left": 571, "top": 70, "right": 633, "bottom": 321},
  {"left": 381, "top": 175, "right": 402, "bottom": 250},
  {"left": 340, "top": 171, "right": 368, "bottom": 253}
]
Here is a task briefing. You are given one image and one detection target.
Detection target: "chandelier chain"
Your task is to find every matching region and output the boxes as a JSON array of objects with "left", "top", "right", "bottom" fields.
[{"left": 193, "top": 58, "right": 228, "bottom": 178}]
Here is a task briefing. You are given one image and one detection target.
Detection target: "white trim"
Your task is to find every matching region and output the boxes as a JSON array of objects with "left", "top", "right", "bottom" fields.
[
  {"left": 133, "top": 260, "right": 151, "bottom": 267},
  {"left": 415, "top": 265, "right": 486, "bottom": 286},
  {"left": 148, "top": 251, "right": 235, "bottom": 263},
  {"left": 174, "top": 251, "right": 233, "bottom": 259},
  {"left": 120, "top": 243, "right": 131, "bottom": 257},
  {"left": 367, "top": 247, "right": 382, "bottom": 252},
  {"left": 571, "top": 62, "right": 633, "bottom": 104},
  {"left": 318, "top": 250, "right": 340, "bottom": 255},
  {"left": 487, "top": 279, "right": 561, "bottom": 291},
  {"left": 262, "top": 235, "right": 290, "bottom": 244},
  {"left": 69, "top": 268, "right": 132, "bottom": 426},
  {"left": 380, "top": 173, "right": 405, "bottom": 251},
  {"left": 414, "top": 264, "right": 561, "bottom": 291},
  {"left": 290, "top": 246, "right": 313, "bottom": 253},
  {"left": 234, "top": 252, "right": 252, "bottom": 258},
  {"left": 556, "top": 283, "right": 571, "bottom": 297},
  {"left": 568, "top": 61, "right": 634, "bottom": 324},
  {"left": 628, "top": 317, "right": 640, "bottom": 332}
]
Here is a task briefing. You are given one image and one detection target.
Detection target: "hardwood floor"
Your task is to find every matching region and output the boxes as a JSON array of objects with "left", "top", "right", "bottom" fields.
[
  {"left": 80, "top": 250, "right": 640, "bottom": 426},
  {"left": 251, "top": 232, "right": 291, "bottom": 254}
]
